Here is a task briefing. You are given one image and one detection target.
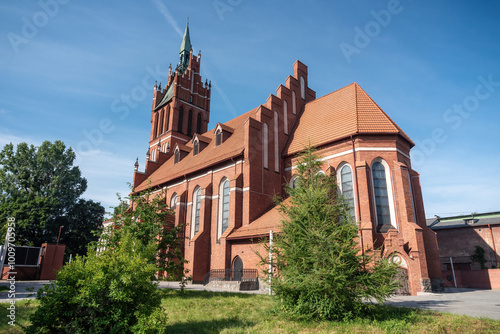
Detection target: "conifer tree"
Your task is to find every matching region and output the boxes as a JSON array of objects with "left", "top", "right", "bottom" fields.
[{"left": 267, "top": 146, "right": 399, "bottom": 321}]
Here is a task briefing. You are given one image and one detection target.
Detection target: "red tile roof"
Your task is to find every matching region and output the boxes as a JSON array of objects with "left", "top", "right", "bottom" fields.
[
  {"left": 133, "top": 108, "right": 259, "bottom": 193},
  {"left": 227, "top": 201, "right": 286, "bottom": 239},
  {"left": 284, "top": 83, "right": 414, "bottom": 156}
]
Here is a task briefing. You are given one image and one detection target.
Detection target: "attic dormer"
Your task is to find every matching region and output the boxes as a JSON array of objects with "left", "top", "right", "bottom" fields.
[
  {"left": 173, "top": 143, "right": 192, "bottom": 164},
  {"left": 192, "top": 134, "right": 211, "bottom": 156},
  {"left": 214, "top": 123, "right": 234, "bottom": 147}
]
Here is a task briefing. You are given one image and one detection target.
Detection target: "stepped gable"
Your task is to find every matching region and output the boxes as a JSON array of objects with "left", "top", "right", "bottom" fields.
[
  {"left": 285, "top": 82, "right": 414, "bottom": 156},
  {"left": 133, "top": 107, "right": 259, "bottom": 193}
]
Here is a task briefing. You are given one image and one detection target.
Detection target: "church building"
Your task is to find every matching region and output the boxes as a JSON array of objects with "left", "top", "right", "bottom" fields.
[{"left": 131, "top": 23, "right": 443, "bottom": 295}]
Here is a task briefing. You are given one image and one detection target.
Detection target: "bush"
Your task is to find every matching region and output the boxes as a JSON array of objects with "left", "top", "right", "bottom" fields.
[{"left": 25, "top": 233, "right": 168, "bottom": 334}]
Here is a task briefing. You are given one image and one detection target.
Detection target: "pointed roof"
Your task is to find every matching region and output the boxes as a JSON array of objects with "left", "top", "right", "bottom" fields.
[
  {"left": 284, "top": 83, "right": 414, "bottom": 156},
  {"left": 179, "top": 22, "right": 191, "bottom": 54}
]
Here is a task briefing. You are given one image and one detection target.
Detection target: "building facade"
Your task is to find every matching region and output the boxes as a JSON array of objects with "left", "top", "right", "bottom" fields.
[
  {"left": 132, "top": 23, "right": 443, "bottom": 295},
  {"left": 427, "top": 212, "right": 500, "bottom": 288}
]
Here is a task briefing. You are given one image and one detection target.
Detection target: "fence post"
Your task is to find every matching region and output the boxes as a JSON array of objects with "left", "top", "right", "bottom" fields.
[
  {"left": 269, "top": 230, "right": 273, "bottom": 295},
  {"left": 450, "top": 256, "right": 457, "bottom": 288}
]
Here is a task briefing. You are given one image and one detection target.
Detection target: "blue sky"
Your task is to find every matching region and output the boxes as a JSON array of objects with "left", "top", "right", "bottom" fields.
[{"left": 1, "top": 0, "right": 499, "bottom": 217}]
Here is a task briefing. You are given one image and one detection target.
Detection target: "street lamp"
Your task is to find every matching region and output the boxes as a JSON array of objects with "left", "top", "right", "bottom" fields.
[{"left": 57, "top": 226, "right": 64, "bottom": 246}]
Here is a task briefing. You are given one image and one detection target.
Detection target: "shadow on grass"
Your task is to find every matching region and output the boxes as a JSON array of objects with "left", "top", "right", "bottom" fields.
[
  {"left": 159, "top": 289, "right": 258, "bottom": 300},
  {"left": 363, "top": 303, "right": 421, "bottom": 321},
  {"left": 164, "top": 316, "right": 255, "bottom": 333}
]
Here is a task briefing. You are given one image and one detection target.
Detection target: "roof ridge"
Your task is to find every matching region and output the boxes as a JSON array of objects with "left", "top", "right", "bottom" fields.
[
  {"left": 304, "top": 82, "right": 356, "bottom": 106},
  {"left": 355, "top": 83, "right": 414, "bottom": 146}
]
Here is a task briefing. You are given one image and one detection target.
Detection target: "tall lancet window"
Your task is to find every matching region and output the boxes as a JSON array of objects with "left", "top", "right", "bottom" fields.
[
  {"left": 338, "top": 163, "right": 356, "bottom": 221},
  {"left": 218, "top": 178, "right": 230, "bottom": 239},
  {"left": 372, "top": 159, "right": 396, "bottom": 231},
  {"left": 191, "top": 187, "right": 201, "bottom": 238}
]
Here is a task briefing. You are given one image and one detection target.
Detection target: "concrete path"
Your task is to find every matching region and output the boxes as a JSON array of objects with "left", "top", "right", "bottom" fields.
[
  {"left": 0, "top": 280, "right": 50, "bottom": 301},
  {"left": 2, "top": 281, "right": 500, "bottom": 320},
  {"left": 385, "top": 288, "right": 500, "bottom": 320}
]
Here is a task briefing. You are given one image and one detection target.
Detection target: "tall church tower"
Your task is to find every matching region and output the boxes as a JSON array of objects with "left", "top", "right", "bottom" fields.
[{"left": 148, "top": 22, "right": 211, "bottom": 160}]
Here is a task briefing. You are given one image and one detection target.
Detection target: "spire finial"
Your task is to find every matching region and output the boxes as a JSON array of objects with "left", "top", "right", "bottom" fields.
[{"left": 187, "top": 16, "right": 189, "bottom": 26}]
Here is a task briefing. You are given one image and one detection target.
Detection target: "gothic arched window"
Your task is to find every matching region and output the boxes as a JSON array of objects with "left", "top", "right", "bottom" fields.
[
  {"left": 170, "top": 193, "right": 177, "bottom": 210},
  {"left": 191, "top": 187, "right": 201, "bottom": 238},
  {"left": 372, "top": 159, "right": 396, "bottom": 231},
  {"left": 338, "top": 163, "right": 356, "bottom": 221},
  {"left": 218, "top": 178, "right": 230, "bottom": 239}
]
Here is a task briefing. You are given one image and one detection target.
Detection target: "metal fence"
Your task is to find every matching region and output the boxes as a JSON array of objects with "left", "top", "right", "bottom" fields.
[{"left": 203, "top": 269, "right": 258, "bottom": 285}]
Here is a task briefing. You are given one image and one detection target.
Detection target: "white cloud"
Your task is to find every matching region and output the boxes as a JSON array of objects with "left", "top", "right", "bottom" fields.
[
  {"left": 0, "top": 133, "right": 41, "bottom": 148},
  {"left": 150, "top": 0, "right": 183, "bottom": 37}
]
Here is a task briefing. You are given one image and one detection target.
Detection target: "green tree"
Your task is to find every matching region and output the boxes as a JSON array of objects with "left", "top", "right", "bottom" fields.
[
  {"left": 25, "top": 188, "right": 184, "bottom": 333},
  {"left": 108, "top": 191, "right": 187, "bottom": 279},
  {"left": 26, "top": 232, "right": 168, "bottom": 334},
  {"left": 265, "top": 146, "right": 399, "bottom": 321},
  {"left": 0, "top": 141, "right": 104, "bottom": 255}
]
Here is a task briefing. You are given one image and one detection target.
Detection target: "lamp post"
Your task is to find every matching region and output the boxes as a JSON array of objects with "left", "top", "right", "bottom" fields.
[{"left": 57, "top": 226, "right": 64, "bottom": 246}]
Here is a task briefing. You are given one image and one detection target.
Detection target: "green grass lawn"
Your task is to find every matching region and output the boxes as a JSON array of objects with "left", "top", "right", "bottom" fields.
[{"left": 1, "top": 290, "right": 499, "bottom": 333}]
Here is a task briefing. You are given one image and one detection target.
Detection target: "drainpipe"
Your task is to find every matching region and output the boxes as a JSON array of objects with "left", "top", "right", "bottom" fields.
[
  {"left": 488, "top": 224, "right": 499, "bottom": 267},
  {"left": 350, "top": 135, "right": 364, "bottom": 262}
]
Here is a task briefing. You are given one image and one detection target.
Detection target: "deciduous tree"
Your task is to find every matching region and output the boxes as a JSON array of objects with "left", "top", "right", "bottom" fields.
[{"left": 0, "top": 141, "right": 104, "bottom": 256}]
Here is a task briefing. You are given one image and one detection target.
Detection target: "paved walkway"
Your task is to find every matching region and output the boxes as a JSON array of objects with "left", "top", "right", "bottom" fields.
[
  {"left": 385, "top": 288, "right": 500, "bottom": 320},
  {"left": 2, "top": 281, "right": 500, "bottom": 320},
  {"left": 0, "top": 280, "right": 50, "bottom": 301}
]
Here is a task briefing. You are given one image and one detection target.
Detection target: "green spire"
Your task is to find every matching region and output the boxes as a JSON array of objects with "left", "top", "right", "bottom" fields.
[
  {"left": 179, "top": 21, "right": 191, "bottom": 55},
  {"left": 177, "top": 20, "right": 191, "bottom": 74}
]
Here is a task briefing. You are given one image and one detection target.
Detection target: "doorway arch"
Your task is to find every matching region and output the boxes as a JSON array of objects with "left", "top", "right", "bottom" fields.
[{"left": 232, "top": 256, "right": 243, "bottom": 281}]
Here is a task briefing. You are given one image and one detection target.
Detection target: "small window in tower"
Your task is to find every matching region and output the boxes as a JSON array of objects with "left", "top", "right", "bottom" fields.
[
  {"left": 190, "top": 95, "right": 193, "bottom": 103},
  {"left": 174, "top": 147, "right": 180, "bottom": 164},
  {"left": 193, "top": 139, "right": 199, "bottom": 156},
  {"left": 215, "top": 129, "right": 222, "bottom": 146}
]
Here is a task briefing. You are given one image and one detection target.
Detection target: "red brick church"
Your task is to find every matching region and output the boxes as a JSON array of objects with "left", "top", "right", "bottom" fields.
[{"left": 132, "top": 23, "right": 443, "bottom": 295}]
